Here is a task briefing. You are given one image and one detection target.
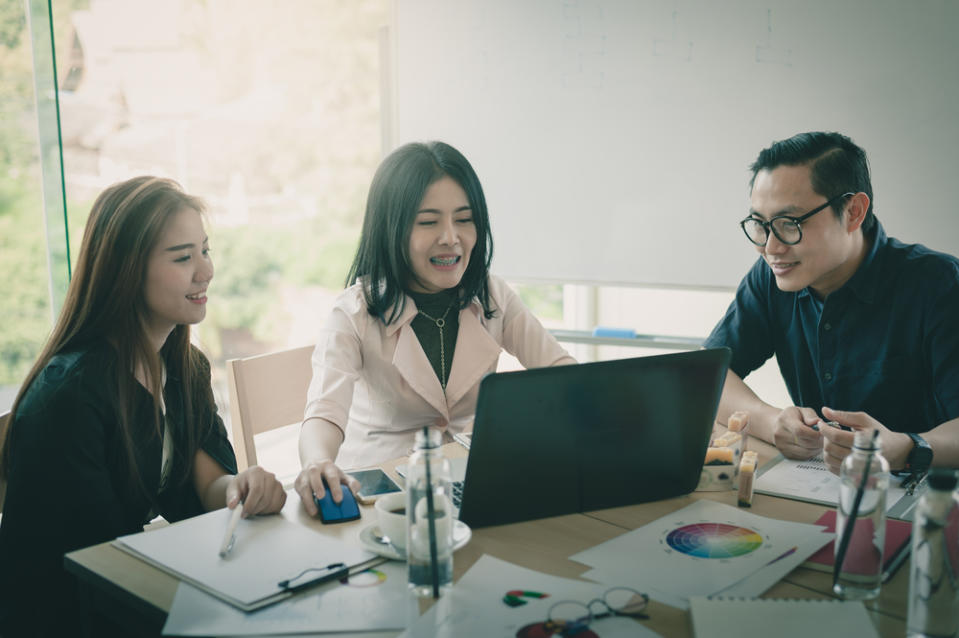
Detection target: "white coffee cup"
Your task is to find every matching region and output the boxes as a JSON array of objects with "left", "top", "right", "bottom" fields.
[
  {"left": 374, "top": 492, "right": 408, "bottom": 551},
  {"left": 409, "top": 494, "right": 453, "bottom": 559}
]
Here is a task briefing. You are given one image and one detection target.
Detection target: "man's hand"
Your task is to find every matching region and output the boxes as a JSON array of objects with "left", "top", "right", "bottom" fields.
[
  {"left": 821, "top": 406, "right": 912, "bottom": 474},
  {"left": 772, "top": 406, "right": 824, "bottom": 459}
]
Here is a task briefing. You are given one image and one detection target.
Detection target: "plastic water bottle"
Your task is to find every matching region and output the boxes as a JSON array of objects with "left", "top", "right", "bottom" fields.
[
  {"left": 907, "top": 469, "right": 959, "bottom": 638},
  {"left": 406, "top": 427, "right": 453, "bottom": 597},
  {"left": 834, "top": 429, "right": 889, "bottom": 600}
]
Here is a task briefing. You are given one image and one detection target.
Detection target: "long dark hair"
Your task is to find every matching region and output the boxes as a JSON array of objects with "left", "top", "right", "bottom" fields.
[
  {"left": 2, "top": 177, "right": 209, "bottom": 493},
  {"left": 346, "top": 141, "right": 495, "bottom": 324}
]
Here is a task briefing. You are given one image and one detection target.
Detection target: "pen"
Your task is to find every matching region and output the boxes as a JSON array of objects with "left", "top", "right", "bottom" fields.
[
  {"left": 832, "top": 429, "right": 880, "bottom": 589},
  {"left": 218, "top": 504, "right": 244, "bottom": 558},
  {"left": 822, "top": 420, "right": 852, "bottom": 432}
]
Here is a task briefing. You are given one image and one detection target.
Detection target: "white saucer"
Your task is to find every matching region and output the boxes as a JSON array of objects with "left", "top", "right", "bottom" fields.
[{"left": 358, "top": 521, "right": 472, "bottom": 561}]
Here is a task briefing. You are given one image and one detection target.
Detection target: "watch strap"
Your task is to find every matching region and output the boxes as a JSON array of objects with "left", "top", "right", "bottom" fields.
[{"left": 905, "top": 432, "right": 932, "bottom": 473}]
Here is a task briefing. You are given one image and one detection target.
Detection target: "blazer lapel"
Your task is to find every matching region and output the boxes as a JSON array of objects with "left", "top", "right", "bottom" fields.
[
  {"left": 444, "top": 304, "right": 501, "bottom": 407},
  {"left": 393, "top": 322, "right": 450, "bottom": 418}
]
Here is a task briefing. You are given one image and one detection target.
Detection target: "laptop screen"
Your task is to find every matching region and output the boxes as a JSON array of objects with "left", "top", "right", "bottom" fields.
[{"left": 458, "top": 348, "right": 731, "bottom": 528}]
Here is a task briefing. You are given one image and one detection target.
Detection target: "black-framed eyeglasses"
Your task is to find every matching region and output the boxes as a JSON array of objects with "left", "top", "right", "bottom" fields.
[
  {"left": 740, "top": 192, "right": 854, "bottom": 247},
  {"left": 515, "top": 587, "right": 649, "bottom": 637}
]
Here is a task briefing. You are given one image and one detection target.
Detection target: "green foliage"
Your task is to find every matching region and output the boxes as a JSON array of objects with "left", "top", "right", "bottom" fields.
[
  {"left": 206, "top": 214, "right": 361, "bottom": 345},
  {"left": 0, "top": 2, "right": 33, "bottom": 171},
  {"left": 1, "top": 0, "right": 386, "bottom": 390},
  {"left": 0, "top": 178, "right": 51, "bottom": 385},
  {"left": 0, "top": 1, "right": 26, "bottom": 49},
  {"left": 514, "top": 283, "right": 564, "bottom": 322}
]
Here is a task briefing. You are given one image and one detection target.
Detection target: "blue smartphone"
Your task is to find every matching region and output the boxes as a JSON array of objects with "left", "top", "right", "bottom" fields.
[{"left": 314, "top": 479, "right": 361, "bottom": 524}]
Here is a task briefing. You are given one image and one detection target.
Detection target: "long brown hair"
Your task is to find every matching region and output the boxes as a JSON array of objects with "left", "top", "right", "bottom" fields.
[{"left": 1, "top": 177, "right": 209, "bottom": 492}]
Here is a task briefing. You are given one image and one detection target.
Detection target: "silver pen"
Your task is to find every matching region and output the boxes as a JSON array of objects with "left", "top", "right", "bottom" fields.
[{"left": 218, "top": 504, "right": 244, "bottom": 558}]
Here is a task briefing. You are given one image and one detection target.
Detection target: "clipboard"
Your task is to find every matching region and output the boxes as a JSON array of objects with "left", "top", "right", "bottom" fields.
[{"left": 113, "top": 508, "right": 377, "bottom": 611}]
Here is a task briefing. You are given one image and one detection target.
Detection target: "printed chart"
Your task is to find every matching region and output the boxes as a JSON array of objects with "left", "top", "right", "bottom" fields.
[
  {"left": 665, "top": 523, "right": 763, "bottom": 559},
  {"left": 570, "top": 500, "right": 829, "bottom": 602}
]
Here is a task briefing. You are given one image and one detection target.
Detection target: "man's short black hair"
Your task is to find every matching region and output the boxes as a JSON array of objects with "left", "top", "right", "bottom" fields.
[{"left": 750, "top": 132, "right": 875, "bottom": 234}]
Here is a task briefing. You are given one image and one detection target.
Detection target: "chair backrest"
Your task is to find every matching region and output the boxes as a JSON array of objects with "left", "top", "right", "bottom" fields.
[
  {"left": 0, "top": 411, "right": 10, "bottom": 513},
  {"left": 226, "top": 345, "right": 314, "bottom": 471}
]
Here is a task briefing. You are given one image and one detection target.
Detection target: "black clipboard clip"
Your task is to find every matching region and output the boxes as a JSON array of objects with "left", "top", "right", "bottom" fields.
[{"left": 277, "top": 562, "right": 349, "bottom": 593}]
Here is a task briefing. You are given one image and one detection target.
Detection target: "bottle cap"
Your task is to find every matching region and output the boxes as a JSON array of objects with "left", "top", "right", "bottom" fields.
[{"left": 927, "top": 468, "right": 959, "bottom": 491}]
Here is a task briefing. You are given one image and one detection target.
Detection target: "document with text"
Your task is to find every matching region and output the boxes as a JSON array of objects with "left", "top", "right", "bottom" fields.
[{"left": 754, "top": 455, "right": 917, "bottom": 520}]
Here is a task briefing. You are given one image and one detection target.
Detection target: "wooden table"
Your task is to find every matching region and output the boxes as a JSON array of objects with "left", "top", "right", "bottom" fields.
[{"left": 65, "top": 436, "right": 909, "bottom": 637}]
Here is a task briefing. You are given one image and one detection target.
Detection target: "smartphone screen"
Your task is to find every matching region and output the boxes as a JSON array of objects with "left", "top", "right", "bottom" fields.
[{"left": 347, "top": 468, "right": 402, "bottom": 501}]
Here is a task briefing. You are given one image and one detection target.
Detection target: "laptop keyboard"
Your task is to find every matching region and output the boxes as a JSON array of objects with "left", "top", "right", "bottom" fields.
[{"left": 452, "top": 480, "right": 464, "bottom": 509}]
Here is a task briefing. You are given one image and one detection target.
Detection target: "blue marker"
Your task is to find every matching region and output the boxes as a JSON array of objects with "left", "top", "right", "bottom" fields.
[{"left": 592, "top": 326, "right": 637, "bottom": 339}]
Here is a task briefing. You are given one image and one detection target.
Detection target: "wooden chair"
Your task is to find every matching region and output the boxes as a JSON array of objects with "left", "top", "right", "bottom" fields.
[{"left": 225, "top": 345, "right": 314, "bottom": 475}]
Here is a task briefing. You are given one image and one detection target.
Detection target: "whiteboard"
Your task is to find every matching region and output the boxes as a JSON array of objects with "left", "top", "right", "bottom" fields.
[{"left": 391, "top": 0, "right": 959, "bottom": 289}]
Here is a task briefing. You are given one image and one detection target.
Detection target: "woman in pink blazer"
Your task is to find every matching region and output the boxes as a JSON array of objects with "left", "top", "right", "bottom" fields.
[{"left": 295, "top": 142, "right": 575, "bottom": 511}]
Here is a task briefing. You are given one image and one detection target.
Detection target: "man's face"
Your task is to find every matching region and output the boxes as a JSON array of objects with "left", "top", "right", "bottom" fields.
[{"left": 748, "top": 164, "right": 859, "bottom": 298}]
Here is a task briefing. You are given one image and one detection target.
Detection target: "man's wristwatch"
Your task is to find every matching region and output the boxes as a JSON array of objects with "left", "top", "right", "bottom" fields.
[{"left": 903, "top": 432, "right": 933, "bottom": 475}]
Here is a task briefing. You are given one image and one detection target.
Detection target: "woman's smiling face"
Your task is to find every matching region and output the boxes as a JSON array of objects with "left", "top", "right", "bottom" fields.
[{"left": 406, "top": 176, "right": 476, "bottom": 294}]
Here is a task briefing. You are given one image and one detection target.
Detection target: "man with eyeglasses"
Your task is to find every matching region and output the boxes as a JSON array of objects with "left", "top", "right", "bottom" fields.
[{"left": 703, "top": 131, "right": 959, "bottom": 479}]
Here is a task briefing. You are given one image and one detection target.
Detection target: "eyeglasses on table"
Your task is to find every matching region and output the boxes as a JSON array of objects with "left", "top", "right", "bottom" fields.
[{"left": 515, "top": 586, "right": 650, "bottom": 637}]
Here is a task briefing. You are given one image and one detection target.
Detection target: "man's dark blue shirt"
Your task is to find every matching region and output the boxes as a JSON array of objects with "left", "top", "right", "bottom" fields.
[{"left": 704, "top": 221, "right": 959, "bottom": 434}]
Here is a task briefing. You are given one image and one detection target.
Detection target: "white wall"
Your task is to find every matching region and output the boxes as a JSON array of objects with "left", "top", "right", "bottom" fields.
[{"left": 393, "top": 0, "right": 959, "bottom": 288}]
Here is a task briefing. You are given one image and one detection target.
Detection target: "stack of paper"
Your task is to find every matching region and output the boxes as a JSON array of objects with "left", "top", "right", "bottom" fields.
[
  {"left": 569, "top": 500, "right": 832, "bottom": 609},
  {"left": 689, "top": 597, "right": 878, "bottom": 638}
]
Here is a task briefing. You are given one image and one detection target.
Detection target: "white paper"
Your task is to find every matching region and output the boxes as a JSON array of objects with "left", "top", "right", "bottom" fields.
[
  {"left": 571, "top": 501, "right": 831, "bottom": 606},
  {"left": 689, "top": 597, "right": 879, "bottom": 638},
  {"left": 754, "top": 454, "right": 911, "bottom": 515},
  {"left": 114, "top": 507, "right": 374, "bottom": 610},
  {"left": 710, "top": 529, "right": 832, "bottom": 598},
  {"left": 400, "top": 555, "right": 662, "bottom": 638},
  {"left": 163, "top": 560, "right": 415, "bottom": 636}
]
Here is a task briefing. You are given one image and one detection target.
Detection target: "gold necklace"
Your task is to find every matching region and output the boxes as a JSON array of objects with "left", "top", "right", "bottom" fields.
[{"left": 418, "top": 302, "right": 455, "bottom": 390}]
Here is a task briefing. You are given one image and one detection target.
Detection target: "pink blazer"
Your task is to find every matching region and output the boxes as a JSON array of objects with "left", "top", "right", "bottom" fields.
[{"left": 303, "top": 275, "right": 576, "bottom": 469}]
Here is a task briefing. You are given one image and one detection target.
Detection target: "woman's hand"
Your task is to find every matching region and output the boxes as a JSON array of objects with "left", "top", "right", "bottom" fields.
[
  {"left": 294, "top": 460, "right": 361, "bottom": 516},
  {"left": 226, "top": 466, "right": 287, "bottom": 516}
]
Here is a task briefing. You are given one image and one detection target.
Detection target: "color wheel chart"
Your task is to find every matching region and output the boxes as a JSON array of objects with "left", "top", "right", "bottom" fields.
[
  {"left": 571, "top": 500, "right": 829, "bottom": 603},
  {"left": 665, "top": 523, "right": 763, "bottom": 559}
]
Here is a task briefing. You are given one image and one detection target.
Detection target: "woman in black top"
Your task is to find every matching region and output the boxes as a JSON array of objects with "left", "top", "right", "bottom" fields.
[{"left": 0, "top": 177, "right": 286, "bottom": 636}]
